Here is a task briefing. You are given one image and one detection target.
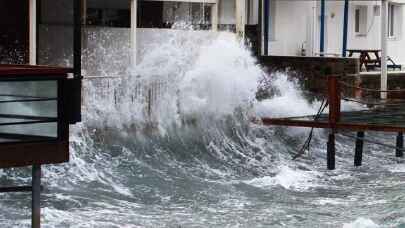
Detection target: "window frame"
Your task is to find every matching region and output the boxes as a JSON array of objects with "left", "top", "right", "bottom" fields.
[
  {"left": 388, "top": 3, "right": 396, "bottom": 38},
  {"left": 354, "top": 5, "right": 368, "bottom": 37}
]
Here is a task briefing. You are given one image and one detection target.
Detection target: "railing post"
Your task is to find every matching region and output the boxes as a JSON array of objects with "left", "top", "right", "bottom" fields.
[
  {"left": 354, "top": 132, "right": 365, "bottom": 166},
  {"left": 327, "top": 76, "right": 340, "bottom": 170},
  {"left": 396, "top": 132, "right": 404, "bottom": 157},
  {"left": 328, "top": 75, "right": 341, "bottom": 126},
  {"left": 32, "top": 164, "right": 41, "bottom": 228},
  {"left": 327, "top": 133, "right": 336, "bottom": 170}
]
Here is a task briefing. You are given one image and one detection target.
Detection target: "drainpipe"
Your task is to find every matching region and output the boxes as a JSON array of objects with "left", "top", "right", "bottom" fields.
[
  {"left": 263, "top": 0, "right": 269, "bottom": 56},
  {"left": 342, "top": 0, "right": 349, "bottom": 57},
  {"left": 320, "top": 0, "right": 325, "bottom": 56}
]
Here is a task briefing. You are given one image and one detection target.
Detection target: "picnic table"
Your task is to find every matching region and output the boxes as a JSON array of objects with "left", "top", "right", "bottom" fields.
[
  {"left": 347, "top": 49, "right": 402, "bottom": 71},
  {"left": 347, "top": 49, "right": 381, "bottom": 71}
]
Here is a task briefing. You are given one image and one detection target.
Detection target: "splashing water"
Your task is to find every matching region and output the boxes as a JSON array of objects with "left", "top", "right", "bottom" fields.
[{"left": 1, "top": 30, "right": 405, "bottom": 228}]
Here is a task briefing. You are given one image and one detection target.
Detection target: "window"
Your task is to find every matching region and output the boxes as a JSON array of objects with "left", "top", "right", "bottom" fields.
[
  {"left": 388, "top": 3, "right": 399, "bottom": 37},
  {"left": 354, "top": 6, "right": 367, "bottom": 36},
  {"left": 0, "top": 1, "right": 29, "bottom": 64},
  {"left": 86, "top": 0, "right": 131, "bottom": 28}
]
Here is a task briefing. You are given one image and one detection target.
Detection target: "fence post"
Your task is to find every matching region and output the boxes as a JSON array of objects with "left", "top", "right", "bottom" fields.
[
  {"left": 32, "top": 164, "right": 41, "bottom": 228},
  {"left": 396, "top": 132, "right": 404, "bottom": 157},
  {"left": 354, "top": 132, "right": 365, "bottom": 166},
  {"left": 327, "top": 76, "right": 340, "bottom": 170}
]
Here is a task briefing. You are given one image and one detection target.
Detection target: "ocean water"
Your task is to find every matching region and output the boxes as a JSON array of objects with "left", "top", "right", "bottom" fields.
[{"left": 0, "top": 32, "right": 404, "bottom": 228}]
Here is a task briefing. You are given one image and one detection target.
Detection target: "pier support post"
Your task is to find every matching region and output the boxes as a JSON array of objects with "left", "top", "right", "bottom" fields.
[
  {"left": 354, "top": 132, "right": 364, "bottom": 166},
  {"left": 326, "top": 76, "right": 340, "bottom": 170},
  {"left": 396, "top": 132, "right": 403, "bottom": 157},
  {"left": 32, "top": 164, "right": 41, "bottom": 228},
  {"left": 327, "top": 133, "right": 336, "bottom": 170}
]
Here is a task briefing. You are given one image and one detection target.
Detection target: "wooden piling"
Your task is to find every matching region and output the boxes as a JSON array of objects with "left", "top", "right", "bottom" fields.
[
  {"left": 328, "top": 76, "right": 341, "bottom": 126},
  {"left": 326, "top": 76, "right": 340, "bottom": 170},
  {"left": 354, "top": 132, "right": 364, "bottom": 166},
  {"left": 32, "top": 164, "right": 41, "bottom": 228},
  {"left": 327, "top": 133, "right": 336, "bottom": 170},
  {"left": 396, "top": 132, "right": 403, "bottom": 157}
]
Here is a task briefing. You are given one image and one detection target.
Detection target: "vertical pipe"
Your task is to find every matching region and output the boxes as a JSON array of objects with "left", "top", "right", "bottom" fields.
[
  {"left": 36, "top": 0, "right": 41, "bottom": 64},
  {"left": 258, "top": 0, "right": 263, "bottom": 55},
  {"left": 130, "top": 0, "right": 137, "bottom": 66},
  {"left": 29, "top": 0, "right": 37, "bottom": 65},
  {"left": 327, "top": 133, "right": 336, "bottom": 170},
  {"left": 354, "top": 131, "right": 364, "bottom": 166},
  {"left": 320, "top": 0, "right": 325, "bottom": 56},
  {"left": 32, "top": 165, "right": 41, "bottom": 228},
  {"left": 342, "top": 0, "right": 349, "bottom": 57},
  {"left": 396, "top": 132, "right": 404, "bottom": 157},
  {"left": 263, "top": 0, "right": 269, "bottom": 56},
  {"left": 381, "top": 0, "right": 388, "bottom": 99}
]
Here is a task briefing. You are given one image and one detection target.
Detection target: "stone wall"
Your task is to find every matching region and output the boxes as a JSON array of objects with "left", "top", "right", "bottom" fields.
[{"left": 258, "top": 55, "right": 359, "bottom": 97}]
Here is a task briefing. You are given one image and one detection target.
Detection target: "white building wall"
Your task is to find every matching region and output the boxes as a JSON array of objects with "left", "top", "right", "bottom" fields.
[
  {"left": 387, "top": 5, "right": 405, "bottom": 65},
  {"left": 346, "top": 1, "right": 381, "bottom": 51},
  {"left": 268, "top": 1, "right": 315, "bottom": 56}
]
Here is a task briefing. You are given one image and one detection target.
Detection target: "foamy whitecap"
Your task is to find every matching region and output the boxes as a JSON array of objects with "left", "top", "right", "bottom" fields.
[
  {"left": 244, "top": 165, "right": 320, "bottom": 190},
  {"left": 342, "top": 218, "right": 379, "bottom": 228},
  {"left": 255, "top": 73, "right": 317, "bottom": 118}
]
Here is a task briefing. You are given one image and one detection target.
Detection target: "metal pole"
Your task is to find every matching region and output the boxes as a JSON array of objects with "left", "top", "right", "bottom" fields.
[
  {"left": 342, "top": 0, "right": 349, "bottom": 57},
  {"left": 320, "top": 0, "right": 326, "bottom": 56},
  {"left": 32, "top": 164, "right": 41, "bottom": 228},
  {"left": 263, "top": 0, "right": 269, "bottom": 56},
  {"left": 354, "top": 131, "right": 364, "bottom": 166},
  {"left": 258, "top": 0, "right": 263, "bottom": 55},
  {"left": 29, "top": 0, "right": 37, "bottom": 65},
  {"left": 130, "top": 0, "right": 137, "bottom": 65},
  {"left": 381, "top": 0, "right": 388, "bottom": 99},
  {"left": 327, "top": 133, "right": 336, "bottom": 170},
  {"left": 396, "top": 132, "right": 404, "bottom": 157}
]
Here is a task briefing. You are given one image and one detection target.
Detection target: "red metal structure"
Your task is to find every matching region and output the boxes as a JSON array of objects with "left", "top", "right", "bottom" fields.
[{"left": 261, "top": 75, "right": 405, "bottom": 170}]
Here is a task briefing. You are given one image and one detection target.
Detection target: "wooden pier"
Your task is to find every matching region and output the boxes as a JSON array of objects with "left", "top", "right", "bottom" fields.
[{"left": 261, "top": 75, "right": 405, "bottom": 170}]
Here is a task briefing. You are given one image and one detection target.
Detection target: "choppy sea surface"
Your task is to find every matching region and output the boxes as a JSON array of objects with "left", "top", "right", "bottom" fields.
[{"left": 0, "top": 32, "right": 404, "bottom": 228}]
